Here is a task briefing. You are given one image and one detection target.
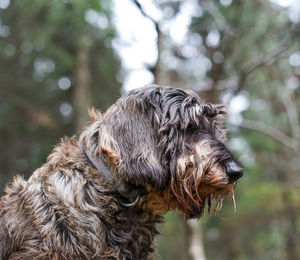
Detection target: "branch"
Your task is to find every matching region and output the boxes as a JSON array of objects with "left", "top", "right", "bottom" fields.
[
  {"left": 132, "top": 0, "right": 155, "bottom": 24},
  {"left": 131, "top": 0, "right": 163, "bottom": 84},
  {"left": 203, "top": 1, "right": 226, "bottom": 29},
  {"left": 230, "top": 118, "right": 299, "bottom": 151},
  {"left": 202, "top": 0, "right": 234, "bottom": 34},
  {"left": 234, "top": 37, "right": 291, "bottom": 95},
  {"left": 280, "top": 87, "right": 300, "bottom": 140},
  {"left": 197, "top": 39, "right": 293, "bottom": 96}
]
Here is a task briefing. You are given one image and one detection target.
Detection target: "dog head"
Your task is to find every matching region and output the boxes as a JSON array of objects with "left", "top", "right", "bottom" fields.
[{"left": 80, "top": 85, "right": 243, "bottom": 219}]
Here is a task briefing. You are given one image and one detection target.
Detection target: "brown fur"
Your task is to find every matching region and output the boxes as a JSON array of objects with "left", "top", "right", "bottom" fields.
[{"left": 0, "top": 85, "right": 242, "bottom": 259}]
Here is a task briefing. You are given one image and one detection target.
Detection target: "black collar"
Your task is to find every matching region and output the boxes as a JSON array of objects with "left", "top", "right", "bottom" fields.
[
  {"left": 83, "top": 149, "right": 140, "bottom": 207},
  {"left": 84, "top": 150, "right": 113, "bottom": 179}
]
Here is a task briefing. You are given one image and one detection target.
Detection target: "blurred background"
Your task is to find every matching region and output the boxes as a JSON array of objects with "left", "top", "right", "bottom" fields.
[{"left": 0, "top": 0, "right": 299, "bottom": 259}]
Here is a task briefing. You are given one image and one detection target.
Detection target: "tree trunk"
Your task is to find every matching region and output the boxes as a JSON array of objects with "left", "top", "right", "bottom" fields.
[
  {"left": 187, "top": 220, "right": 207, "bottom": 260},
  {"left": 73, "top": 38, "right": 92, "bottom": 131},
  {"left": 153, "top": 25, "right": 163, "bottom": 85}
]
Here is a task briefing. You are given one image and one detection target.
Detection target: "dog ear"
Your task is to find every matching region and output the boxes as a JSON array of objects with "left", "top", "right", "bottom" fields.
[{"left": 104, "top": 101, "right": 168, "bottom": 191}]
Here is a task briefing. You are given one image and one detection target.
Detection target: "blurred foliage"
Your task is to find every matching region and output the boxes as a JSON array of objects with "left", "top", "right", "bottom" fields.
[
  {"left": 0, "top": 0, "right": 299, "bottom": 260},
  {"left": 0, "top": 0, "right": 121, "bottom": 191}
]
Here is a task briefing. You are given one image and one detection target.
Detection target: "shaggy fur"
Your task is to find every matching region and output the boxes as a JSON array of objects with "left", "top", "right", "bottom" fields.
[{"left": 0, "top": 85, "right": 243, "bottom": 260}]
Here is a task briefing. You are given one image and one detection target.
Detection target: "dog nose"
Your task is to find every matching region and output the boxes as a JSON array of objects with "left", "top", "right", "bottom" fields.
[{"left": 225, "top": 161, "right": 243, "bottom": 183}]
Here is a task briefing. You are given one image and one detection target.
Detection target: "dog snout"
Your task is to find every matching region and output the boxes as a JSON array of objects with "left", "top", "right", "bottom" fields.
[{"left": 225, "top": 160, "right": 243, "bottom": 183}]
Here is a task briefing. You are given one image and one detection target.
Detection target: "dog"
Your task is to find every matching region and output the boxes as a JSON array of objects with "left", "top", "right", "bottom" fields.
[{"left": 0, "top": 85, "right": 243, "bottom": 259}]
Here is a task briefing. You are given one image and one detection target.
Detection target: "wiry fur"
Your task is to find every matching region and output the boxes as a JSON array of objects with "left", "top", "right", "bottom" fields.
[{"left": 0, "top": 85, "right": 242, "bottom": 259}]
